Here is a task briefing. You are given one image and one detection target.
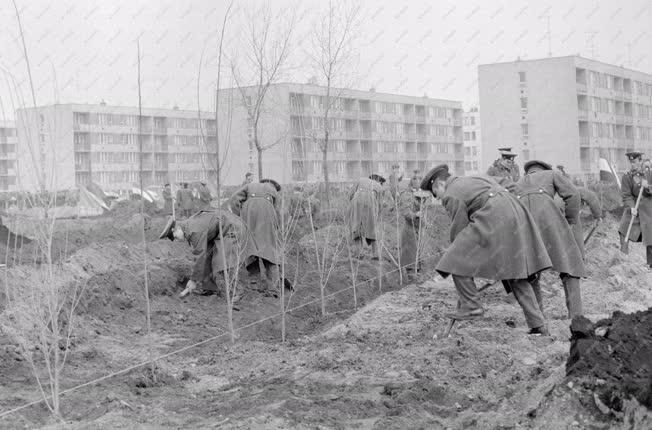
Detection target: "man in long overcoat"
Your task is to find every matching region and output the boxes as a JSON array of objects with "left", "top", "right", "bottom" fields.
[
  {"left": 230, "top": 178, "right": 283, "bottom": 295},
  {"left": 619, "top": 151, "right": 652, "bottom": 268},
  {"left": 349, "top": 174, "right": 385, "bottom": 257},
  {"left": 517, "top": 160, "right": 586, "bottom": 319},
  {"left": 197, "top": 181, "right": 212, "bottom": 210},
  {"left": 177, "top": 183, "right": 195, "bottom": 218},
  {"left": 421, "top": 164, "right": 551, "bottom": 335},
  {"left": 159, "top": 210, "right": 252, "bottom": 300},
  {"left": 162, "top": 183, "right": 173, "bottom": 215},
  {"left": 487, "top": 147, "right": 520, "bottom": 182}
]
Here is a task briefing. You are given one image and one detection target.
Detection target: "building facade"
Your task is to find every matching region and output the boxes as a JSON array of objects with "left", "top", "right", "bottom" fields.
[
  {"left": 479, "top": 56, "right": 652, "bottom": 180},
  {"left": 218, "top": 83, "right": 465, "bottom": 184},
  {"left": 15, "top": 104, "right": 217, "bottom": 192},
  {"left": 462, "top": 107, "right": 481, "bottom": 175},
  {"left": 0, "top": 121, "right": 17, "bottom": 193}
]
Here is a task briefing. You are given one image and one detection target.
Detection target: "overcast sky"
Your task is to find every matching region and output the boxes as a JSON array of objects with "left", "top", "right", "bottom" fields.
[{"left": 0, "top": 0, "right": 650, "bottom": 120}]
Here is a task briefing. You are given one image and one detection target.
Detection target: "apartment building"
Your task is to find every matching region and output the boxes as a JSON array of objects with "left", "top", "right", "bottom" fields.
[
  {"left": 462, "top": 107, "right": 482, "bottom": 175},
  {"left": 15, "top": 103, "right": 217, "bottom": 192},
  {"left": 479, "top": 56, "right": 652, "bottom": 180},
  {"left": 218, "top": 83, "right": 465, "bottom": 184},
  {"left": 0, "top": 121, "right": 18, "bottom": 193}
]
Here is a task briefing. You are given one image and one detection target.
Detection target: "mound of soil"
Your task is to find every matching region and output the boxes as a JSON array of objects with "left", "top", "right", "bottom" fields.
[
  {"left": 110, "top": 199, "right": 160, "bottom": 218},
  {"left": 566, "top": 310, "right": 652, "bottom": 411}
]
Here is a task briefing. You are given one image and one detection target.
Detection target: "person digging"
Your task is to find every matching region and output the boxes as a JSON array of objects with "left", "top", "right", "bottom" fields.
[
  {"left": 421, "top": 164, "right": 552, "bottom": 336},
  {"left": 619, "top": 151, "right": 652, "bottom": 268},
  {"left": 159, "top": 210, "right": 254, "bottom": 302},
  {"left": 517, "top": 160, "right": 586, "bottom": 320}
]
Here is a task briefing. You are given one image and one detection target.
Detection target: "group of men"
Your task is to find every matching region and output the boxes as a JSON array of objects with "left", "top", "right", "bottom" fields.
[
  {"left": 157, "top": 146, "right": 649, "bottom": 337},
  {"left": 161, "top": 181, "right": 213, "bottom": 218},
  {"left": 160, "top": 177, "right": 287, "bottom": 302}
]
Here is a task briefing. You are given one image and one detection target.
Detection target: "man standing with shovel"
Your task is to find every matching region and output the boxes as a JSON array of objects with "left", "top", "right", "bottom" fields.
[{"left": 619, "top": 152, "right": 652, "bottom": 268}]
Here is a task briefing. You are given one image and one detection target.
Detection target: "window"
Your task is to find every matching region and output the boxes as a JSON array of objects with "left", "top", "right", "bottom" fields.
[
  {"left": 472, "top": 147, "right": 477, "bottom": 156},
  {"left": 519, "top": 71, "right": 526, "bottom": 83},
  {"left": 472, "top": 161, "right": 478, "bottom": 170},
  {"left": 471, "top": 131, "right": 476, "bottom": 140},
  {"left": 520, "top": 97, "right": 528, "bottom": 109},
  {"left": 465, "top": 161, "right": 472, "bottom": 170},
  {"left": 465, "top": 147, "right": 471, "bottom": 156},
  {"left": 464, "top": 132, "right": 470, "bottom": 140},
  {"left": 521, "top": 124, "right": 529, "bottom": 136}
]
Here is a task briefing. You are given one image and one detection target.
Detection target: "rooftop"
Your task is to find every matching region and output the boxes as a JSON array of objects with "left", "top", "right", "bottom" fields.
[{"left": 478, "top": 55, "right": 651, "bottom": 77}]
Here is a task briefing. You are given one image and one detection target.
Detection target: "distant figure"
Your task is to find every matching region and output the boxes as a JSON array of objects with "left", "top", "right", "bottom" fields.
[
  {"left": 388, "top": 164, "right": 403, "bottom": 201},
  {"left": 242, "top": 172, "right": 254, "bottom": 186},
  {"left": 198, "top": 181, "right": 212, "bottom": 210},
  {"left": 177, "top": 183, "right": 195, "bottom": 218},
  {"left": 349, "top": 174, "right": 385, "bottom": 258},
  {"left": 557, "top": 165, "right": 569, "bottom": 178},
  {"left": 399, "top": 189, "right": 430, "bottom": 272},
  {"left": 230, "top": 178, "right": 285, "bottom": 297},
  {"left": 487, "top": 147, "right": 520, "bottom": 182},
  {"left": 162, "top": 183, "right": 173, "bottom": 215},
  {"left": 408, "top": 169, "right": 422, "bottom": 191}
]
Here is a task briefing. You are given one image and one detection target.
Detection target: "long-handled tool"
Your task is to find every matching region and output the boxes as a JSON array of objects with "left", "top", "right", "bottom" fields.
[
  {"left": 435, "top": 279, "right": 498, "bottom": 339},
  {"left": 583, "top": 219, "right": 599, "bottom": 246},
  {"left": 621, "top": 185, "right": 644, "bottom": 254}
]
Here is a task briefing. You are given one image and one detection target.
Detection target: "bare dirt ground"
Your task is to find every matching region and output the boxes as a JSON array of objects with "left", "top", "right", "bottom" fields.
[{"left": 0, "top": 208, "right": 651, "bottom": 429}]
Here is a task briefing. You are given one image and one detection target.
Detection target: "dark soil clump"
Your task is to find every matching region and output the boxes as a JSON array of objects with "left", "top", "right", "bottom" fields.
[{"left": 566, "top": 310, "right": 652, "bottom": 411}]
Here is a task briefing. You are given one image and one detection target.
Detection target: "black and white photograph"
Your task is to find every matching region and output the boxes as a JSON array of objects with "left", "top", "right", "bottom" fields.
[{"left": 0, "top": 0, "right": 650, "bottom": 428}]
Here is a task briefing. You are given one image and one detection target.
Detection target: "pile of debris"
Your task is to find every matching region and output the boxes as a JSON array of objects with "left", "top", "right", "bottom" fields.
[{"left": 566, "top": 310, "right": 652, "bottom": 416}]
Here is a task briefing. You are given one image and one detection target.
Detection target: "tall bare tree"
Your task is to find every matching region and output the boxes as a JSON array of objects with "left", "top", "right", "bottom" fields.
[
  {"left": 231, "top": 3, "right": 296, "bottom": 180},
  {"left": 308, "top": 0, "right": 361, "bottom": 205}
]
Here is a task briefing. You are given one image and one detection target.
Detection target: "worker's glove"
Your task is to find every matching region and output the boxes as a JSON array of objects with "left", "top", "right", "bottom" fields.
[
  {"left": 179, "top": 280, "right": 198, "bottom": 298},
  {"left": 631, "top": 207, "right": 638, "bottom": 217}
]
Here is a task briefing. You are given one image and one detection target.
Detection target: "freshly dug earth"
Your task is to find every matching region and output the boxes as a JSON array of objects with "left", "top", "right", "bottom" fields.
[
  {"left": 0, "top": 214, "right": 651, "bottom": 428},
  {"left": 567, "top": 310, "right": 652, "bottom": 411}
]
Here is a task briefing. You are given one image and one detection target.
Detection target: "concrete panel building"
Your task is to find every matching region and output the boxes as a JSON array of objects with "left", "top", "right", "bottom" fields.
[
  {"left": 479, "top": 56, "right": 652, "bottom": 180},
  {"left": 15, "top": 104, "right": 217, "bottom": 192},
  {"left": 462, "top": 107, "right": 482, "bottom": 175},
  {"left": 0, "top": 121, "right": 18, "bottom": 193},
  {"left": 219, "top": 83, "right": 465, "bottom": 183}
]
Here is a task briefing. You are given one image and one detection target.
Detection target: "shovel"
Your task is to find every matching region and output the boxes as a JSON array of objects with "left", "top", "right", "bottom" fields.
[
  {"left": 621, "top": 185, "right": 644, "bottom": 255},
  {"left": 435, "top": 279, "right": 498, "bottom": 339}
]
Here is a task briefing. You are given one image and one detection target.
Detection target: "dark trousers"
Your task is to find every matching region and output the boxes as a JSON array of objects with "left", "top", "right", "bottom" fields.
[
  {"left": 529, "top": 272, "right": 582, "bottom": 319},
  {"left": 648, "top": 246, "right": 652, "bottom": 266},
  {"left": 452, "top": 275, "right": 545, "bottom": 329}
]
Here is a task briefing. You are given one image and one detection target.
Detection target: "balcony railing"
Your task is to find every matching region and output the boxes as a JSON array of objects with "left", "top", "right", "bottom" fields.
[
  {"left": 577, "top": 110, "right": 588, "bottom": 119},
  {"left": 577, "top": 82, "right": 587, "bottom": 93},
  {"left": 579, "top": 136, "right": 590, "bottom": 146}
]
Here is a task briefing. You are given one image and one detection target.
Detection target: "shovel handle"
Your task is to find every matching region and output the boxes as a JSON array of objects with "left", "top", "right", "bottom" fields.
[{"left": 623, "top": 185, "right": 645, "bottom": 245}]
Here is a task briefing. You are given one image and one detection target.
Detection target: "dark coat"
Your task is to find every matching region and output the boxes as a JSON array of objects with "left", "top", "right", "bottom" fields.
[
  {"left": 487, "top": 159, "right": 520, "bottom": 182},
  {"left": 162, "top": 188, "right": 173, "bottom": 214},
  {"left": 516, "top": 170, "right": 585, "bottom": 277},
  {"left": 180, "top": 210, "right": 251, "bottom": 285},
  {"left": 230, "top": 182, "right": 281, "bottom": 265},
  {"left": 177, "top": 188, "right": 194, "bottom": 211},
  {"left": 349, "top": 178, "right": 383, "bottom": 241},
  {"left": 198, "top": 185, "right": 212, "bottom": 210},
  {"left": 436, "top": 176, "right": 551, "bottom": 279},
  {"left": 618, "top": 168, "right": 652, "bottom": 245}
]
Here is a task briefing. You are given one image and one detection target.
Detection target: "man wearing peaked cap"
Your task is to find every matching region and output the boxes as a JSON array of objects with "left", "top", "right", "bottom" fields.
[
  {"left": 159, "top": 210, "right": 253, "bottom": 300},
  {"left": 619, "top": 151, "right": 652, "bottom": 268},
  {"left": 488, "top": 147, "right": 520, "bottom": 182},
  {"left": 420, "top": 164, "right": 552, "bottom": 335},
  {"left": 518, "top": 160, "right": 585, "bottom": 320}
]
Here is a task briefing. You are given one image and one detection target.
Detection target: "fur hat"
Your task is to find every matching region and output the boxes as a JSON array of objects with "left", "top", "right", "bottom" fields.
[
  {"left": 626, "top": 151, "right": 643, "bottom": 161},
  {"left": 369, "top": 174, "right": 386, "bottom": 184}
]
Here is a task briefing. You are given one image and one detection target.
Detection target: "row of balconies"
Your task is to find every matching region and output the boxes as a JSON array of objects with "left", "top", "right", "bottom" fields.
[
  {"left": 73, "top": 122, "right": 217, "bottom": 135},
  {"left": 292, "top": 130, "right": 462, "bottom": 143},
  {"left": 291, "top": 151, "right": 463, "bottom": 161},
  {"left": 291, "top": 107, "right": 463, "bottom": 125}
]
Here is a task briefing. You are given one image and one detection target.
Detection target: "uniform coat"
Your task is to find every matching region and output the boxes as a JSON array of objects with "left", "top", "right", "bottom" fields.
[
  {"left": 349, "top": 178, "right": 383, "bottom": 242},
  {"left": 180, "top": 210, "right": 251, "bottom": 285},
  {"left": 177, "top": 188, "right": 195, "bottom": 211},
  {"left": 618, "top": 168, "right": 652, "bottom": 245},
  {"left": 487, "top": 159, "right": 520, "bottom": 182},
  {"left": 162, "top": 188, "right": 173, "bottom": 214},
  {"left": 198, "top": 185, "right": 212, "bottom": 210},
  {"left": 230, "top": 182, "right": 281, "bottom": 265},
  {"left": 516, "top": 170, "right": 586, "bottom": 277},
  {"left": 436, "top": 176, "right": 551, "bottom": 279}
]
